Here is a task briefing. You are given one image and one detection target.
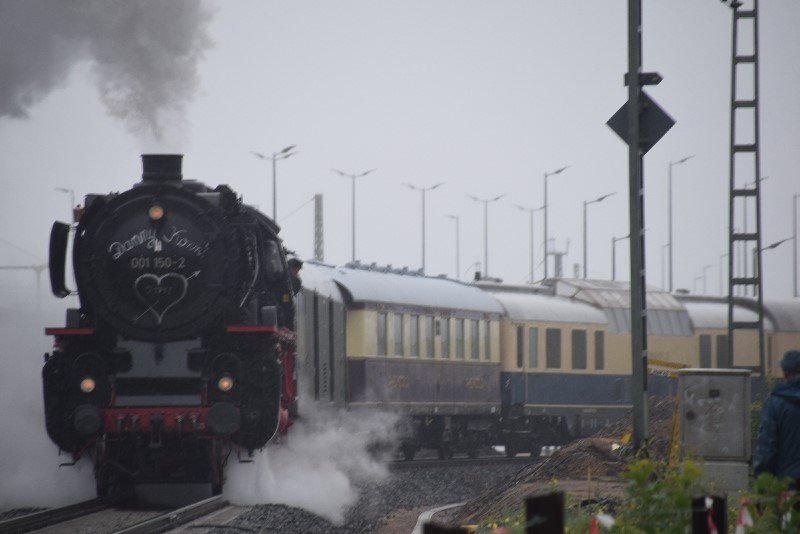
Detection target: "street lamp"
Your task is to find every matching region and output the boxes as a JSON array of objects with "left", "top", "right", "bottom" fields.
[
  {"left": 693, "top": 276, "right": 703, "bottom": 294},
  {"left": 719, "top": 252, "right": 728, "bottom": 296},
  {"left": 702, "top": 264, "right": 713, "bottom": 294},
  {"left": 742, "top": 176, "right": 768, "bottom": 282},
  {"left": 612, "top": 234, "right": 630, "bottom": 281},
  {"left": 54, "top": 187, "right": 75, "bottom": 221},
  {"left": 467, "top": 194, "right": 505, "bottom": 278},
  {"left": 794, "top": 194, "right": 799, "bottom": 297},
  {"left": 445, "top": 214, "right": 460, "bottom": 281},
  {"left": 403, "top": 182, "right": 444, "bottom": 274},
  {"left": 514, "top": 204, "right": 544, "bottom": 283},
  {"left": 668, "top": 155, "right": 694, "bottom": 292},
  {"left": 754, "top": 238, "right": 794, "bottom": 297},
  {"left": 582, "top": 193, "right": 615, "bottom": 278},
  {"left": 332, "top": 168, "right": 377, "bottom": 262},
  {"left": 543, "top": 166, "right": 570, "bottom": 278},
  {"left": 251, "top": 144, "right": 298, "bottom": 220}
]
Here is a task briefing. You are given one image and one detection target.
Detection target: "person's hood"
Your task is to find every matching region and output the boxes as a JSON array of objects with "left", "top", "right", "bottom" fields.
[{"left": 772, "top": 378, "right": 800, "bottom": 404}]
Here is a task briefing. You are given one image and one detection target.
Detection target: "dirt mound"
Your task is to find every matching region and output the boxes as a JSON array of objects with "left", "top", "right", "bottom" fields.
[{"left": 446, "top": 396, "right": 676, "bottom": 526}]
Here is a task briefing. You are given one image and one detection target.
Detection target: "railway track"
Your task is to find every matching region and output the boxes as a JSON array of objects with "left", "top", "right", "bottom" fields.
[
  {"left": 389, "top": 453, "right": 541, "bottom": 471},
  {"left": 0, "top": 494, "right": 231, "bottom": 534}
]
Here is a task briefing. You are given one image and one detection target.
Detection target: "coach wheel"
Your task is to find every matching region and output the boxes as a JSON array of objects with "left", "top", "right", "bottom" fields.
[
  {"left": 94, "top": 440, "right": 110, "bottom": 497},
  {"left": 210, "top": 440, "right": 224, "bottom": 496},
  {"left": 467, "top": 447, "right": 479, "bottom": 459},
  {"left": 437, "top": 443, "right": 453, "bottom": 460},
  {"left": 401, "top": 443, "right": 415, "bottom": 461},
  {"left": 505, "top": 441, "right": 518, "bottom": 458}
]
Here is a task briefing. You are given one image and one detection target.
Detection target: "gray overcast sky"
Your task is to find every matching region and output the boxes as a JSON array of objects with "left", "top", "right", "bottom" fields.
[{"left": 1, "top": 0, "right": 799, "bottom": 302}]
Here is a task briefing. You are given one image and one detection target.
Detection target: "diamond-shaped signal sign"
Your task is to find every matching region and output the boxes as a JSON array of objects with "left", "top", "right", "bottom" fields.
[{"left": 607, "top": 90, "right": 675, "bottom": 155}]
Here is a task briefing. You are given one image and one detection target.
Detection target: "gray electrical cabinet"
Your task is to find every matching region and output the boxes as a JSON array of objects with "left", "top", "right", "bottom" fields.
[
  {"left": 678, "top": 368, "right": 751, "bottom": 461},
  {"left": 677, "top": 368, "right": 752, "bottom": 494}
]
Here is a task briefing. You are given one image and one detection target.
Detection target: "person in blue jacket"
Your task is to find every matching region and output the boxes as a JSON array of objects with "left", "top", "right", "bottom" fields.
[{"left": 753, "top": 349, "right": 800, "bottom": 488}]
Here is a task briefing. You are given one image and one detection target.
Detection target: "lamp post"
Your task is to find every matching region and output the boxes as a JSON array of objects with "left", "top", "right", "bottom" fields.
[
  {"left": 332, "top": 168, "right": 377, "bottom": 262},
  {"left": 794, "top": 194, "right": 799, "bottom": 297},
  {"left": 754, "top": 238, "right": 793, "bottom": 297},
  {"left": 583, "top": 193, "right": 615, "bottom": 278},
  {"left": 543, "top": 166, "right": 570, "bottom": 279},
  {"left": 514, "top": 204, "right": 544, "bottom": 283},
  {"left": 403, "top": 182, "right": 444, "bottom": 274},
  {"left": 251, "top": 144, "right": 298, "bottom": 220},
  {"left": 702, "top": 264, "right": 713, "bottom": 294},
  {"left": 667, "top": 155, "right": 694, "bottom": 292},
  {"left": 612, "top": 234, "right": 630, "bottom": 281},
  {"left": 742, "top": 176, "right": 768, "bottom": 283},
  {"left": 693, "top": 276, "right": 703, "bottom": 294},
  {"left": 467, "top": 194, "right": 505, "bottom": 277},
  {"left": 719, "top": 252, "right": 728, "bottom": 296},
  {"left": 445, "top": 214, "right": 460, "bottom": 281},
  {"left": 661, "top": 244, "right": 670, "bottom": 290},
  {"left": 54, "top": 187, "right": 76, "bottom": 222}
]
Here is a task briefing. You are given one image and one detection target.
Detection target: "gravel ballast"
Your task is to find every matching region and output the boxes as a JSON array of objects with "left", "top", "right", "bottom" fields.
[{"left": 210, "top": 461, "right": 527, "bottom": 533}]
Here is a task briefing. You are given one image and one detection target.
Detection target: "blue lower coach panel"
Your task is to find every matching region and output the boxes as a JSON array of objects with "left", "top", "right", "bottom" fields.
[
  {"left": 500, "top": 371, "right": 633, "bottom": 439},
  {"left": 347, "top": 359, "right": 500, "bottom": 414}
]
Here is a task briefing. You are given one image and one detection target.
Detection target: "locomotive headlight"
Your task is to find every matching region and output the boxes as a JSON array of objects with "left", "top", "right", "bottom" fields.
[
  {"left": 217, "top": 375, "right": 235, "bottom": 392},
  {"left": 80, "top": 376, "right": 97, "bottom": 393},
  {"left": 148, "top": 204, "right": 165, "bottom": 221}
]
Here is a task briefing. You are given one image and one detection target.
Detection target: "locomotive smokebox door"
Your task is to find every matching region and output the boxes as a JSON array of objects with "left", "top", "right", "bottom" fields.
[{"left": 73, "top": 157, "right": 238, "bottom": 341}]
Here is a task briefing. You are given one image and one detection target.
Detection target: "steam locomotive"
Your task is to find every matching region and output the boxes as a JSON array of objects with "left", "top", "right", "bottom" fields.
[{"left": 43, "top": 154, "right": 297, "bottom": 495}]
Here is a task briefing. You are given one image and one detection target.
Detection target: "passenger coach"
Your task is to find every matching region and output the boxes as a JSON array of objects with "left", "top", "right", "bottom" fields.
[{"left": 296, "top": 261, "right": 504, "bottom": 459}]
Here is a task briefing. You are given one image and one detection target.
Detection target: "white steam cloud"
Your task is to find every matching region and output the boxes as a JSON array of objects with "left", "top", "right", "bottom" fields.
[
  {"left": 0, "top": 0, "right": 214, "bottom": 144},
  {"left": 0, "top": 292, "right": 95, "bottom": 511},
  {"left": 224, "top": 405, "right": 399, "bottom": 525}
]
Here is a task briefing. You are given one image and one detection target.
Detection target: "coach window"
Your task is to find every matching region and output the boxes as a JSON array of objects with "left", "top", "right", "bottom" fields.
[
  {"left": 594, "top": 331, "right": 605, "bottom": 370},
  {"left": 440, "top": 318, "right": 450, "bottom": 359},
  {"left": 716, "top": 334, "right": 730, "bottom": 368},
  {"left": 455, "top": 319, "right": 465, "bottom": 359},
  {"left": 528, "top": 327, "right": 539, "bottom": 368},
  {"left": 393, "top": 314, "right": 404, "bottom": 357},
  {"left": 470, "top": 320, "right": 479, "bottom": 360},
  {"left": 516, "top": 326, "right": 524, "bottom": 368},
  {"left": 424, "top": 316, "right": 435, "bottom": 358},
  {"left": 410, "top": 315, "right": 419, "bottom": 357},
  {"left": 572, "top": 330, "right": 587, "bottom": 370},
  {"left": 484, "top": 321, "right": 491, "bottom": 361},
  {"left": 377, "top": 312, "right": 388, "bottom": 356},
  {"left": 699, "top": 335, "right": 711, "bottom": 368},
  {"left": 545, "top": 328, "right": 561, "bottom": 369}
]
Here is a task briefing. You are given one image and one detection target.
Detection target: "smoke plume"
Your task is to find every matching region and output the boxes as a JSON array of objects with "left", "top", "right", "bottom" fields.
[
  {"left": 224, "top": 405, "right": 399, "bottom": 525},
  {"left": 0, "top": 0, "right": 214, "bottom": 142}
]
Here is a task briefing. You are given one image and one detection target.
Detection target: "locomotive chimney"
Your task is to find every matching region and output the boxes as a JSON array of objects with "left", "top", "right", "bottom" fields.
[{"left": 142, "top": 154, "right": 183, "bottom": 182}]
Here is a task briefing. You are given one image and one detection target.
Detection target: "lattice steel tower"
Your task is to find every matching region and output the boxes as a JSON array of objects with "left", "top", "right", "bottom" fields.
[{"left": 725, "top": 0, "right": 765, "bottom": 376}]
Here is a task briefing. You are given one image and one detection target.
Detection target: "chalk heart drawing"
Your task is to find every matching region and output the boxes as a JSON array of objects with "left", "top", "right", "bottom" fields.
[{"left": 134, "top": 273, "right": 188, "bottom": 324}]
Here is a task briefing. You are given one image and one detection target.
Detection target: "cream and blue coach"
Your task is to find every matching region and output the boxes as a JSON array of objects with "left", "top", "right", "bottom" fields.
[{"left": 296, "top": 261, "right": 504, "bottom": 459}]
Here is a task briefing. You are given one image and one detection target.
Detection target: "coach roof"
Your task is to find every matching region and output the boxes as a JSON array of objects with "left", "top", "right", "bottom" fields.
[{"left": 308, "top": 262, "right": 504, "bottom": 315}]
